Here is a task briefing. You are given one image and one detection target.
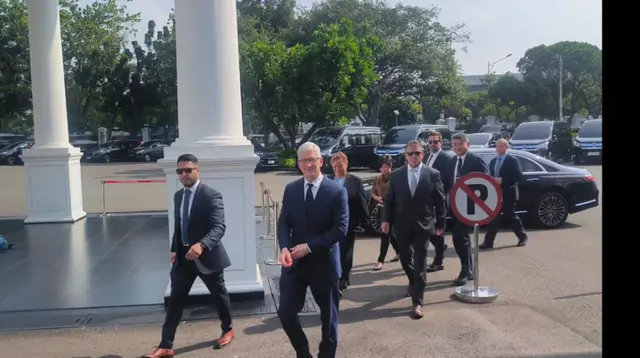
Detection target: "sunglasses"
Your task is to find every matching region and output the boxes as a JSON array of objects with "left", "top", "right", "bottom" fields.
[
  {"left": 428, "top": 140, "right": 441, "bottom": 144},
  {"left": 406, "top": 151, "right": 423, "bottom": 157},
  {"left": 176, "top": 168, "right": 197, "bottom": 175}
]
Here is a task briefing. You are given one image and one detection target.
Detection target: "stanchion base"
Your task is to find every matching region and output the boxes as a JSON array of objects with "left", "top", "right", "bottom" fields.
[
  {"left": 454, "top": 285, "right": 499, "bottom": 304},
  {"left": 259, "top": 235, "right": 274, "bottom": 240},
  {"left": 264, "top": 259, "right": 281, "bottom": 266}
]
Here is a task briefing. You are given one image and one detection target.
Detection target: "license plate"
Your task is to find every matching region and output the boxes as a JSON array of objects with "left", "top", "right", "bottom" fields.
[
  {"left": 587, "top": 152, "right": 599, "bottom": 156},
  {"left": 86, "top": 156, "right": 91, "bottom": 159},
  {"left": 268, "top": 160, "right": 275, "bottom": 164}
]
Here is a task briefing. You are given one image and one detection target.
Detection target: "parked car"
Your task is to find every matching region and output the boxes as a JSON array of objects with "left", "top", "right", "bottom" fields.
[
  {"left": 0, "top": 141, "right": 33, "bottom": 165},
  {"left": 509, "top": 121, "right": 573, "bottom": 161},
  {"left": 250, "top": 137, "right": 280, "bottom": 171},
  {"left": 82, "top": 139, "right": 143, "bottom": 163},
  {"left": 133, "top": 140, "right": 167, "bottom": 162},
  {"left": 304, "top": 126, "right": 383, "bottom": 173},
  {"left": 467, "top": 132, "right": 502, "bottom": 149},
  {"left": 362, "top": 148, "right": 599, "bottom": 231},
  {"left": 573, "top": 119, "right": 602, "bottom": 164},
  {"left": 374, "top": 124, "right": 452, "bottom": 168}
]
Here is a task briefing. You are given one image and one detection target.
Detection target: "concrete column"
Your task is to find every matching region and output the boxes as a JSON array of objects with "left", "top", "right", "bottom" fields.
[
  {"left": 158, "top": 0, "right": 263, "bottom": 299},
  {"left": 21, "top": 0, "right": 86, "bottom": 224}
]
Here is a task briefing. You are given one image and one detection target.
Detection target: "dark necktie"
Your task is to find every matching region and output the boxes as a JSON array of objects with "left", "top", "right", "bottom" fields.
[
  {"left": 305, "top": 183, "right": 314, "bottom": 216},
  {"left": 495, "top": 156, "right": 503, "bottom": 177},
  {"left": 426, "top": 154, "right": 433, "bottom": 167},
  {"left": 181, "top": 189, "right": 191, "bottom": 246},
  {"left": 456, "top": 157, "right": 463, "bottom": 179}
]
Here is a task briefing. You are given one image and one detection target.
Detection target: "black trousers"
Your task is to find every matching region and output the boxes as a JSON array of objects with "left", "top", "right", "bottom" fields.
[
  {"left": 396, "top": 229, "right": 429, "bottom": 306},
  {"left": 339, "top": 230, "right": 356, "bottom": 288},
  {"left": 278, "top": 267, "right": 340, "bottom": 358},
  {"left": 160, "top": 258, "right": 233, "bottom": 349},
  {"left": 428, "top": 234, "right": 446, "bottom": 266},
  {"left": 484, "top": 198, "right": 527, "bottom": 244},
  {"left": 451, "top": 218, "right": 473, "bottom": 275},
  {"left": 377, "top": 231, "right": 399, "bottom": 263}
]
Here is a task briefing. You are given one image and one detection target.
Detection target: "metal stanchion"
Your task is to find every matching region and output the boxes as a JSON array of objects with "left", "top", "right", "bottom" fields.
[
  {"left": 260, "top": 187, "right": 273, "bottom": 240},
  {"left": 259, "top": 182, "right": 266, "bottom": 223},
  {"left": 454, "top": 224, "right": 499, "bottom": 303},
  {"left": 101, "top": 180, "right": 107, "bottom": 216},
  {"left": 264, "top": 201, "right": 281, "bottom": 266}
]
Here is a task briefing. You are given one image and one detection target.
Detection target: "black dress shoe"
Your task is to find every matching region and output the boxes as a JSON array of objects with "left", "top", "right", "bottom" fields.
[
  {"left": 479, "top": 242, "right": 494, "bottom": 250},
  {"left": 517, "top": 238, "right": 528, "bottom": 247},
  {"left": 453, "top": 272, "right": 473, "bottom": 286},
  {"left": 426, "top": 263, "right": 444, "bottom": 272}
]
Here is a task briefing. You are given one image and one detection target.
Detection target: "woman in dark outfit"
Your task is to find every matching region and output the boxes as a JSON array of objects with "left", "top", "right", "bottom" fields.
[{"left": 371, "top": 157, "right": 400, "bottom": 270}]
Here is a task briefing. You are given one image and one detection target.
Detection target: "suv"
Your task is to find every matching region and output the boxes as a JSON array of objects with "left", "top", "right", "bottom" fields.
[
  {"left": 509, "top": 121, "right": 572, "bottom": 161},
  {"left": 374, "top": 124, "right": 451, "bottom": 167},
  {"left": 82, "top": 139, "right": 143, "bottom": 163},
  {"left": 573, "top": 119, "right": 602, "bottom": 164},
  {"left": 307, "top": 126, "right": 382, "bottom": 173}
]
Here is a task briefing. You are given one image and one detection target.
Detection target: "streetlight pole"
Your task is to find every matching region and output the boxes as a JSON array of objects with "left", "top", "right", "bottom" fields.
[
  {"left": 393, "top": 109, "right": 399, "bottom": 127},
  {"left": 558, "top": 55, "right": 563, "bottom": 121},
  {"left": 487, "top": 53, "right": 513, "bottom": 76}
]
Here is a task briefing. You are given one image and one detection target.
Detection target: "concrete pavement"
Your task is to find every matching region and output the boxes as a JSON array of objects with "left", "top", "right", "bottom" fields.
[{"left": 0, "top": 164, "right": 602, "bottom": 357}]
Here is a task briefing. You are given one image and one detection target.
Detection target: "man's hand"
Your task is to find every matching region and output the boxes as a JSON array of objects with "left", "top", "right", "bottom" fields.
[
  {"left": 280, "top": 248, "right": 293, "bottom": 267},
  {"left": 435, "top": 228, "right": 444, "bottom": 236},
  {"left": 372, "top": 194, "right": 383, "bottom": 203},
  {"left": 381, "top": 222, "right": 389, "bottom": 234},
  {"left": 495, "top": 177, "right": 502, "bottom": 185},
  {"left": 185, "top": 243, "right": 204, "bottom": 260},
  {"left": 170, "top": 252, "right": 176, "bottom": 264},
  {"left": 290, "top": 244, "right": 310, "bottom": 259}
]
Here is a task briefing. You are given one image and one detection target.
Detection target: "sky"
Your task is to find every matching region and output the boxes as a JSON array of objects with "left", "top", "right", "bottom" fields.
[{"left": 79, "top": 0, "right": 602, "bottom": 75}]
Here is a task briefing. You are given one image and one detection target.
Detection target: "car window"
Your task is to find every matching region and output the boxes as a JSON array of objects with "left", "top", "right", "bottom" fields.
[
  {"left": 369, "top": 133, "right": 381, "bottom": 145},
  {"left": 479, "top": 153, "right": 496, "bottom": 164},
  {"left": 514, "top": 155, "right": 543, "bottom": 172}
]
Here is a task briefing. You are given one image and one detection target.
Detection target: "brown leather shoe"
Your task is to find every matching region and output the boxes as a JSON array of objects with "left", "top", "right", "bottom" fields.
[
  {"left": 141, "top": 347, "right": 174, "bottom": 358},
  {"left": 213, "top": 329, "right": 235, "bottom": 350}
]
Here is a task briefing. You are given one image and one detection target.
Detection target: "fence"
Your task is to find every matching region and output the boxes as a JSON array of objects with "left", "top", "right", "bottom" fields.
[
  {"left": 259, "top": 181, "right": 280, "bottom": 266},
  {"left": 100, "top": 179, "right": 167, "bottom": 215}
]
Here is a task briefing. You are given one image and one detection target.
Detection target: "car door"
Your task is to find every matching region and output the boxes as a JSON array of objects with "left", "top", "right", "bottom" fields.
[{"left": 511, "top": 154, "right": 546, "bottom": 213}]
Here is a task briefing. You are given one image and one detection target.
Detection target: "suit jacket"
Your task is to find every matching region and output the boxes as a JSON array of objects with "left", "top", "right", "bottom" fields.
[
  {"left": 489, "top": 153, "right": 522, "bottom": 201},
  {"left": 170, "top": 183, "right": 231, "bottom": 272},
  {"left": 381, "top": 165, "right": 446, "bottom": 238},
  {"left": 425, "top": 150, "right": 454, "bottom": 176},
  {"left": 444, "top": 151, "right": 490, "bottom": 194},
  {"left": 327, "top": 173, "right": 369, "bottom": 232},
  {"left": 277, "top": 177, "right": 349, "bottom": 280}
]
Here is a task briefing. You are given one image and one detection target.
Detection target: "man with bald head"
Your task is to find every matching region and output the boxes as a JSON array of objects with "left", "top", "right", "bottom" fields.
[{"left": 479, "top": 138, "right": 528, "bottom": 249}]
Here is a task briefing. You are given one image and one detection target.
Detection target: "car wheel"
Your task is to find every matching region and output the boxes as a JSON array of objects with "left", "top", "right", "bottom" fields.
[
  {"left": 532, "top": 192, "right": 569, "bottom": 229},
  {"left": 103, "top": 155, "right": 111, "bottom": 163},
  {"left": 144, "top": 154, "right": 151, "bottom": 162},
  {"left": 6, "top": 156, "right": 16, "bottom": 165}
]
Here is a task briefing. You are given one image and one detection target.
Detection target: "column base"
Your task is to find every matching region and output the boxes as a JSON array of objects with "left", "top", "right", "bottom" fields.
[
  {"left": 21, "top": 146, "right": 86, "bottom": 224},
  {"left": 158, "top": 141, "right": 264, "bottom": 298}
]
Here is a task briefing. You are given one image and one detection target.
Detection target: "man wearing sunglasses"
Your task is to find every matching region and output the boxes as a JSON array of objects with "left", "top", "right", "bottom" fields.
[
  {"left": 144, "top": 154, "right": 234, "bottom": 358},
  {"left": 423, "top": 131, "right": 454, "bottom": 273},
  {"left": 380, "top": 140, "right": 446, "bottom": 319}
]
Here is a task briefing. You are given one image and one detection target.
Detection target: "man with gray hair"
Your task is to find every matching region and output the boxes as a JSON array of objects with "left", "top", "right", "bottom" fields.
[{"left": 276, "top": 141, "right": 349, "bottom": 358}]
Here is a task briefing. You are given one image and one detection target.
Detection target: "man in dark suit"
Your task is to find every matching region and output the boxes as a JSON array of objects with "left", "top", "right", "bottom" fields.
[
  {"left": 144, "top": 154, "right": 234, "bottom": 358},
  {"left": 381, "top": 140, "right": 446, "bottom": 319},
  {"left": 327, "top": 152, "right": 369, "bottom": 297},
  {"left": 423, "top": 131, "right": 454, "bottom": 273},
  {"left": 277, "top": 142, "right": 349, "bottom": 358},
  {"left": 480, "top": 138, "right": 528, "bottom": 249},
  {"left": 445, "top": 133, "right": 490, "bottom": 286}
]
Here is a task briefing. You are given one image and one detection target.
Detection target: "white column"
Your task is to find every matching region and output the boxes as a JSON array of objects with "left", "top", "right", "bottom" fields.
[
  {"left": 21, "top": 0, "right": 86, "bottom": 224},
  {"left": 158, "top": 0, "right": 263, "bottom": 298}
]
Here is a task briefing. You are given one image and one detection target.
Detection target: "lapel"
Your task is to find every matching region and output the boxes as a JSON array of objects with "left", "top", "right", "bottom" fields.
[
  {"left": 400, "top": 165, "right": 413, "bottom": 198},
  {"left": 186, "top": 185, "right": 204, "bottom": 229},
  {"left": 416, "top": 166, "right": 431, "bottom": 194}
]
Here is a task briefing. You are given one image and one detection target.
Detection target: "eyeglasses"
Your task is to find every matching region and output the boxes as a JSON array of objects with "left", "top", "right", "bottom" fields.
[
  {"left": 176, "top": 168, "right": 197, "bottom": 175},
  {"left": 406, "top": 151, "right": 423, "bottom": 157},
  {"left": 428, "top": 140, "right": 441, "bottom": 144},
  {"left": 298, "top": 158, "right": 320, "bottom": 164}
]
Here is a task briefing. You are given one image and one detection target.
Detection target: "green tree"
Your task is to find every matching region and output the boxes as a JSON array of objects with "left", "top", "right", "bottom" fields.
[{"left": 487, "top": 74, "right": 530, "bottom": 122}]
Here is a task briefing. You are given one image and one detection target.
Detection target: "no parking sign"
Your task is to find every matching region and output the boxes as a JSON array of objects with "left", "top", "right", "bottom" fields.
[{"left": 449, "top": 172, "right": 503, "bottom": 226}]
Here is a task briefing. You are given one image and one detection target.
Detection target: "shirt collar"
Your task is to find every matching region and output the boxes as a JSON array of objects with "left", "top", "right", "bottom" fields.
[
  {"left": 409, "top": 163, "right": 423, "bottom": 172},
  {"left": 457, "top": 153, "right": 468, "bottom": 161},
  {"left": 184, "top": 180, "right": 200, "bottom": 193},
  {"left": 305, "top": 174, "right": 324, "bottom": 187}
]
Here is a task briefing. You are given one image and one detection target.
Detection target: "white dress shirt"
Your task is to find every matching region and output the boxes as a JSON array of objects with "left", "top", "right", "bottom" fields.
[
  {"left": 304, "top": 174, "right": 324, "bottom": 200},
  {"left": 453, "top": 153, "right": 468, "bottom": 179},
  {"left": 425, "top": 150, "right": 441, "bottom": 167}
]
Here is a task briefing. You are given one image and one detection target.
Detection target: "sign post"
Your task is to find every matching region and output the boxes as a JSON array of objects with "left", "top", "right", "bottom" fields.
[{"left": 449, "top": 172, "right": 503, "bottom": 304}]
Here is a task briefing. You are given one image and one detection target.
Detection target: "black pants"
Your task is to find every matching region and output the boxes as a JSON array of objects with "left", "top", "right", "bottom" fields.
[
  {"left": 397, "top": 229, "right": 429, "bottom": 307},
  {"left": 377, "top": 231, "right": 399, "bottom": 263},
  {"left": 451, "top": 218, "right": 473, "bottom": 275},
  {"left": 428, "top": 234, "right": 446, "bottom": 266},
  {"left": 484, "top": 199, "right": 527, "bottom": 244},
  {"left": 339, "top": 230, "right": 356, "bottom": 288},
  {"left": 160, "top": 259, "right": 233, "bottom": 349},
  {"left": 278, "top": 267, "right": 340, "bottom": 358}
]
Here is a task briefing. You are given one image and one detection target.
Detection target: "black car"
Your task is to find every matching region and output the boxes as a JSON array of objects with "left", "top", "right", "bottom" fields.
[
  {"left": 82, "top": 139, "right": 143, "bottom": 163},
  {"left": 306, "top": 126, "right": 382, "bottom": 173},
  {"left": 374, "top": 124, "right": 452, "bottom": 168},
  {"left": 250, "top": 137, "right": 280, "bottom": 171},
  {"left": 133, "top": 140, "right": 167, "bottom": 162},
  {"left": 509, "top": 121, "right": 573, "bottom": 161},
  {"left": 573, "top": 119, "right": 602, "bottom": 164},
  {"left": 468, "top": 132, "right": 501, "bottom": 149},
  {"left": 0, "top": 141, "right": 33, "bottom": 165},
  {"left": 362, "top": 148, "right": 599, "bottom": 230}
]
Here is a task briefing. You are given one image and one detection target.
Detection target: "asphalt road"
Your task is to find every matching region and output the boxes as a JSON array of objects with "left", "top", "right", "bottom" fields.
[{"left": 0, "top": 163, "right": 602, "bottom": 357}]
